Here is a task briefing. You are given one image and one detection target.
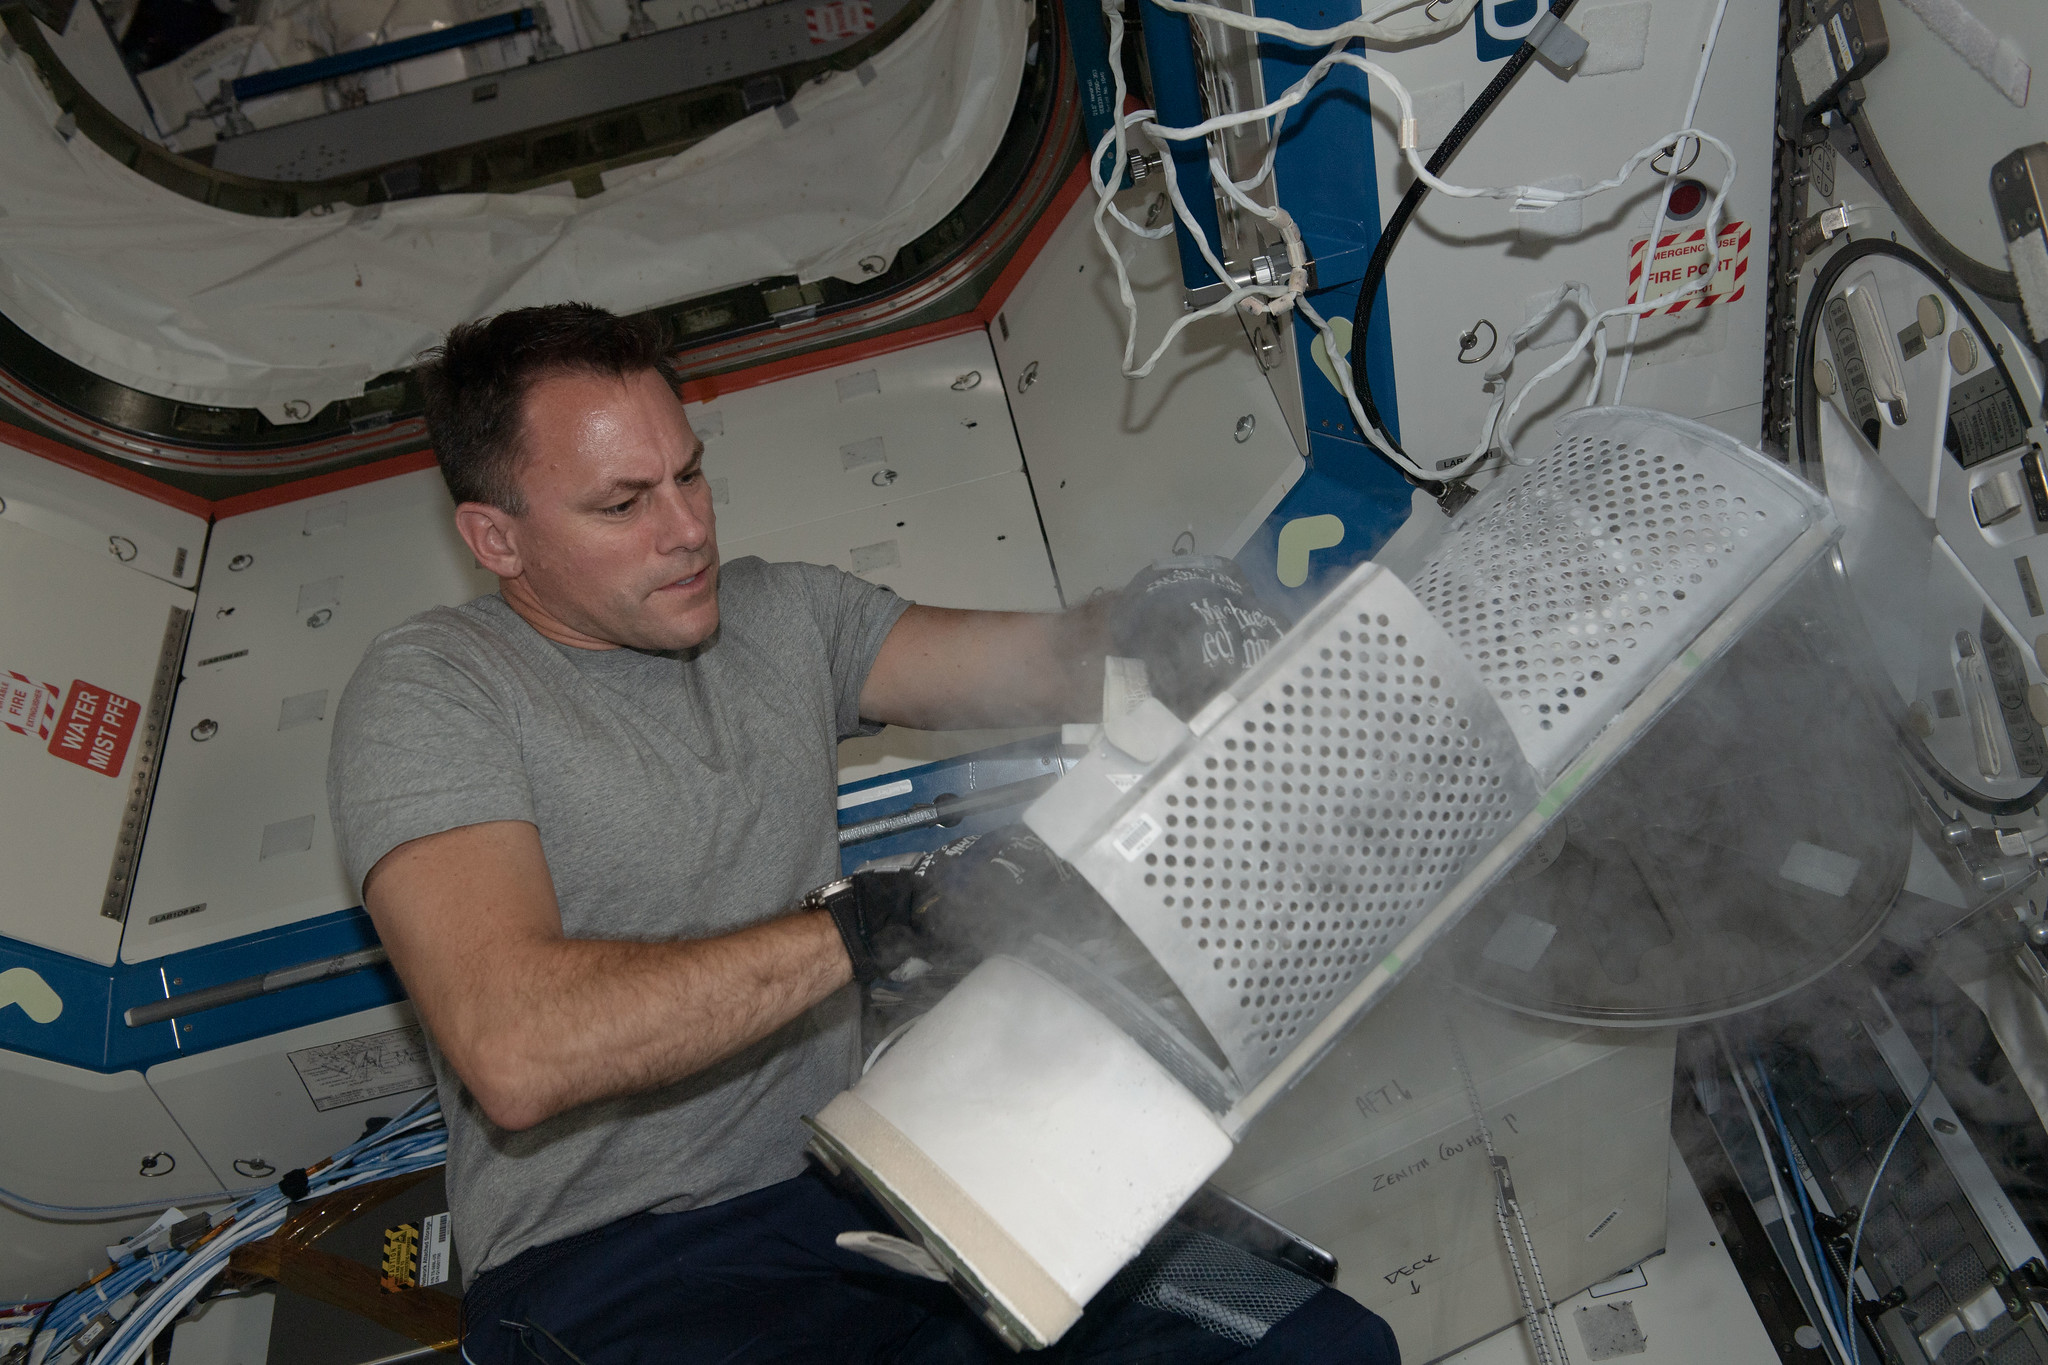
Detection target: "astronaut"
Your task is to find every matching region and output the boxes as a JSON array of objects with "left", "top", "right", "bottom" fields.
[{"left": 327, "top": 302, "right": 1394, "bottom": 1362}]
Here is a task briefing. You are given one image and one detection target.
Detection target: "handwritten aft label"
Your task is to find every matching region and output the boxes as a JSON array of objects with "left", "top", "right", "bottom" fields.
[
  {"left": 46, "top": 680, "right": 140, "bottom": 778},
  {"left": 1353, "top": 1078, "right": 1414, "bottom": 1120}
]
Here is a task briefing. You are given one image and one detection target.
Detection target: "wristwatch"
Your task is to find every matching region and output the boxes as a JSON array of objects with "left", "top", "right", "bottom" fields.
[{"left": 803, "top": 877, "right": 880, "bottom": 982}]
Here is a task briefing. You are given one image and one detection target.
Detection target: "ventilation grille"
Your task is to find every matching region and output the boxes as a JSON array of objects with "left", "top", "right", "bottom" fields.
[
  {"left": 1412, "top": 409, "right": 1820, "bottom": 783},
  {"left": 1064, "top": 566, "right": 1541, "bottom": 1088}
]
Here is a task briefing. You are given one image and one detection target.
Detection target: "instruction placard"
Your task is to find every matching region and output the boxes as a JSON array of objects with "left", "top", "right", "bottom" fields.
[
  {"left": 1625, "top": 221, "right": 1749, "bottom": 313},
  {"left": 288, "top": 1025, "right": 435, "bottom": 1112}
]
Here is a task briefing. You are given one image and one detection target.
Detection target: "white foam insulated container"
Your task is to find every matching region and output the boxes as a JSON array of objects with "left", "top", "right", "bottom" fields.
[{"left": 808, "top": 955, "right": 1234, "bottom": 1348}]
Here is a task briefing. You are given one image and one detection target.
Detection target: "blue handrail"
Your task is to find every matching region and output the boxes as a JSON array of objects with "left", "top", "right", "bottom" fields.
[{"left": 231, "top": 8, "right": 536, "bottom": 102}]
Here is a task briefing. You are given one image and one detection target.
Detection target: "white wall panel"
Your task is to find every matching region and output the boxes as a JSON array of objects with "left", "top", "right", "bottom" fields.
[
  {"left": 722, "top": 469, "right": 1066, "bottom": 781},
  {"left": 0, "top": 439, "right": 206, "bottom": 590},
  {"left": 721, "top": 470, "right": 1059, "bottom": 609},
  {"left": 1860, "top": 0, "right": 2048, "bottom": 269},
  {"left": 0, "top": 1051, "right": 223, "bottom": 1301},
  {"left": 688, "top": 332, "right": 1024, "bottom": 543},
  {"left": 989, "top": 188, "right": 1306, "bottom": 600},
  {"left": 0, "top": 518, "right": 194, "bottom": 965},
  {"left": 148, "top": 1003, "right": 431, "bottom": 1191},
  {"left": 125, "top": 470, "right": 494, "bottom": 960},
  {"left": 1372, "top": 0, "right": 1781, "bottom": 457}
]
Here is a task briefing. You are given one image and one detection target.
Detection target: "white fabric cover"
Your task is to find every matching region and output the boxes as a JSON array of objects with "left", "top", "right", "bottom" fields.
[{"left": 0, "top": 0, "right": 1026, "bottom": 418}]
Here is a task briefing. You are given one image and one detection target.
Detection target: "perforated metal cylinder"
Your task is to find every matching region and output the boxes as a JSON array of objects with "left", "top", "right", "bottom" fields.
[
  {"left": 1411, "top": 409, "right": 1827, "bottom": 785},
  {"left": 1054, "top": 565, "right": 1542, "bottom": 1088},
  {"left": 1032, "top": 407, "right": 1835, "bottom": 1104}
]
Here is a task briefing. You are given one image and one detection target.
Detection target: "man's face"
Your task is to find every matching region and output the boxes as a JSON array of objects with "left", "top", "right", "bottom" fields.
[{"left": 480, "top": 367, "right": 720, "bottom": 652}]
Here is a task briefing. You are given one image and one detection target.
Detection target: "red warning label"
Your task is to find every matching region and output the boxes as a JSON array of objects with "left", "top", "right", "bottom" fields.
[
  {"left": 46, "top": 680, "right": 140, "bottom": 778},
  {"left": 806, "top": 0, "right": 873, "bottom": 42},
  {"left": 1, "top": 670, "right": 59, "bottom": 741},
  {"left": 1626, "top": 220, "right": 1750, "bottom": 314}
]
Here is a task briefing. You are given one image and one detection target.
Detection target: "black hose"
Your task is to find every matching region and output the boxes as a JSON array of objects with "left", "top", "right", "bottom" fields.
[
  {"left": 1791, "top": 237, "right": 2034, "bottom": 488},
  {"left": 1794, "top": 236, "right": 2044, "bottom": 816},
  {"left": 1900, "top": 723, "right": 2048, "bottom": 819},
  {"left": 1346, "top": 0, "right": 1580, "bottom": 484}
]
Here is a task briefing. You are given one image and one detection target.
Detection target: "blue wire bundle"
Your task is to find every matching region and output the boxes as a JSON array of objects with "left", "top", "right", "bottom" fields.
[
  {"left": 1748, "top": 1004, "right": 1940, "bottom": 1365},
  {"left": 1752, "top": 1050, "right": 1854, "bottom": 1351},
  {"left": 26, "top": 1092, "right": 446, "bottom": 1365}
]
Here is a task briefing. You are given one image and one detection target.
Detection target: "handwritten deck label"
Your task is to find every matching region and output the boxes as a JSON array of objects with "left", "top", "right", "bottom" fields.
[{"left": 46, "top": 680, "right": 140, "bottom": 777}]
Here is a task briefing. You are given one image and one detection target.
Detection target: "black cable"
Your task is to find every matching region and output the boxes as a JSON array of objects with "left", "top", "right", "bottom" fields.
[
  {"left": 21, "top": 1294, "right": 57, "bottom": 1365},
  {"left": 1900, "top": 723, "right": 2048, "bottom": 818},
  {"left": 1793, "top": 236, "right": 2045, "bottom": 816},
  {"left": 1346, "top": 0, "right": 1580, "bottom": 484},
  {"left": 1792, "top": 237, "right": 2035, "bottom": 485}
]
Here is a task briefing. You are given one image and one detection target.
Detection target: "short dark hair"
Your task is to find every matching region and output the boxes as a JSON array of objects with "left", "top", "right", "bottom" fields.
[{"left": 417, "top": 303, "right": 681, "bottom": 513}]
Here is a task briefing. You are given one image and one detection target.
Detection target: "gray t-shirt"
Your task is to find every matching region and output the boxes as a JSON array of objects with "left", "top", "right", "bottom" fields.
[{"left": 326, "top": 556, "right": 910, "bottom": 1281}]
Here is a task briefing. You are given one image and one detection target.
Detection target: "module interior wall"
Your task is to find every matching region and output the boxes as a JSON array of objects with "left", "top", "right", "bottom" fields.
[
  {"left": 989, "top": 184, "right": 1306, "bottom": 601},
  {"left": 0, "top": 515, "right": 195, "bottom": 966},
  {"left": 123, "top": 331, "right": 1067, "bottom": 956},
  {"left": 1368, "top": 0, "right": 1782, "bottom": 461}
]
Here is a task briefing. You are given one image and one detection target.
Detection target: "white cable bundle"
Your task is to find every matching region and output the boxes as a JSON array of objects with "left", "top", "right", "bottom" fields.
[{"left": 1089, "top": 0, "right": 1738, "bottom": 480}]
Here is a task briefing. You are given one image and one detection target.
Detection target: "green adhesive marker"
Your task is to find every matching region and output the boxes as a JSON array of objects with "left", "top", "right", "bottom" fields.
[{"left": 1536, "top": 762, "right": 1593, "bottom": 817}]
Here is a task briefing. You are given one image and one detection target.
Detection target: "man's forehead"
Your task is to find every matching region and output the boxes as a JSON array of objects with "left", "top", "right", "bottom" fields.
[{"left": 518, "top": 368, "right": 700, "bottom": 480}]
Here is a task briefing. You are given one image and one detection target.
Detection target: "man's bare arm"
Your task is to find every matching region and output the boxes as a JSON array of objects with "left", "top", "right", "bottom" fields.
[
  {"left": 363, "top": 820, "right": 851, "bottom": 1133},
  {"left": 858, "top": 602, "right": 1111, "bottom": 730}
]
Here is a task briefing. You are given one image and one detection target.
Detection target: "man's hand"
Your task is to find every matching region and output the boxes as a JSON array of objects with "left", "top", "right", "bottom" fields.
[
  {"left": 362, "top": 821, "right": 852, "bottom": 1133},
  {"left": 820, "top": 826, "right": 1090, "bottom": 983},
  {"left": 1109, "top": 556, "right": 1289, "bottom": 718}
]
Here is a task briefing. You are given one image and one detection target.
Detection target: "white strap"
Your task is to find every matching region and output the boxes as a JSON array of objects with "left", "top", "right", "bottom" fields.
[{"left": 1896, "top": 0, "right": 2031, "bottom": 107}]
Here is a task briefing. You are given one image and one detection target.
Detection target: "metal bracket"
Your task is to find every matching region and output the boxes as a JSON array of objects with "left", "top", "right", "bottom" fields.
[{"left": 102, "top": 606, "right": 190, "bottom": 922}]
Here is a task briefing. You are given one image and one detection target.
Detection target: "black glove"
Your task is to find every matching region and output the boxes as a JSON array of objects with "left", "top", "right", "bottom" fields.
[
  {"left": 1109, "top": 556, "right": 1290, "bottom": 719},
  {"left": 815, "top": 825, "right": 1087, "bottom": 984}
]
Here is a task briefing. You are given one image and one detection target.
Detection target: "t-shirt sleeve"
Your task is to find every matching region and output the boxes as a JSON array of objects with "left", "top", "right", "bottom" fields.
[
  {"left": 326, "top": 626, "right": 536, "bottom": 899},
  {"left": 771, "top": 560, "right": 912, "bottom": 739}
]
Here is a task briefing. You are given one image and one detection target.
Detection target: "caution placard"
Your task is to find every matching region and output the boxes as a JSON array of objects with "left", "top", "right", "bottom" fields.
[
  {"left": 805, "top": 0, "right": 873, "bottom": 42},
  {"left": 45, "top": 680, "right": 141, "bottom": 778},
  {"left": 1, "top": 670, "right": 58, "bottom": 741},
  {"left": 1626, "top": 221, "right": 1750, "bottom": 314}
]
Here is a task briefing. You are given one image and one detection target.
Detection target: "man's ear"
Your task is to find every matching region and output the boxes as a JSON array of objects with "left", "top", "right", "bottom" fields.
[{"left": 455, "top": 502, "right": 523, "bottom": 579}]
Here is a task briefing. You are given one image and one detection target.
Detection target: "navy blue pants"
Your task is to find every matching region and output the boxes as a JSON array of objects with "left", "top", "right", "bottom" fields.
[{"left": 459, "top": 1170, "right": 1398, "bottom": 1364}]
